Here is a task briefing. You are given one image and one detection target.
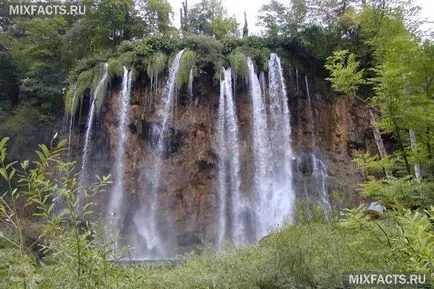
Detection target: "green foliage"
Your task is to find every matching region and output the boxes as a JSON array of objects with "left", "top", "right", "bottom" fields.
[
  {"left": 108, "top": 59, "right": 125, "bottom": 80},
  {"left": 176, "top": 50, "right": 197, "bottom": 90},
  {"left": 361, "top": 177, "right": 434, "bottom": 210},
  {"left": 182, "top": 34, "right": 225, "bottom": 64},
  {"left": 354, "top": 152, "right": 396, "bottom": 175},
  {"left": 64, "top": 85, "right": 79, "bottom": 116},
  {"left": 325, "top": 49, "right": 366, "bottom": 97},
  {"left": 116, "top": 41, "right": 136, "bottom": 54},
  {"left": 0, "top": 137, "right": 115, "bottom": 289},
  {"left": 147, "top": 51, "right": 169, "bottom": 83},
  {"left": 188, "top": 0, "right": 239, "bottom": 39},
  {"left": 227, "top": 49, "right": 248, "bottom": 82},
  {"left": 118, "top": 51, "right": 136, "bottom": 68},
  {"left": 76, "top": 68, "right": 96, "bottom": 99},
  {"left": 134, "top": 35, "right": 180, "bottom": 57},
  {"left": 92, "top": 63, "right": 110, "bottom": 111}
]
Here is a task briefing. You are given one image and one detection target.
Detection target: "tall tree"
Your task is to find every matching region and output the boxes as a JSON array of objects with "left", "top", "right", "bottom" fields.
[{"left": 188, "top": 0, "right": 238, "bottom": 39}]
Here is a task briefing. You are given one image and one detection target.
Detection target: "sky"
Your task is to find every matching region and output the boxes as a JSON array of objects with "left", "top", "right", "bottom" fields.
[{"left": 168, "top": 0, "right": 434, "bottom": 36}]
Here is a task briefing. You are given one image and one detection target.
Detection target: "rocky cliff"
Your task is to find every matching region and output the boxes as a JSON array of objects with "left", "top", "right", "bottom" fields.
[{"left": 69, "top": 58, "right": 374, "bottom": 256}]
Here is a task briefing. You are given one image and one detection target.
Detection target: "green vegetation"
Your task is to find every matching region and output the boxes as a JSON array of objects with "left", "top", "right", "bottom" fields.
[
  {"left": 147, "top": 51, "right": 169, "bottom": 85},
  {"left": 176, "top": 49, "right": 197, "bottom": 90},
  {"left": 228, "top": 49, "right": 248, "bottom": 82},
  {"left": 1, "top": 135, "right": 432, "bottom": 287},
  {"left": 1, "top": 0, "right": 433, "bottom": 287}
]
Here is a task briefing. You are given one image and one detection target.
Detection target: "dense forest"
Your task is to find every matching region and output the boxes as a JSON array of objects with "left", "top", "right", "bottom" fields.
[{"left": 0, "top": 0, "right": 433, "bottom": 288}]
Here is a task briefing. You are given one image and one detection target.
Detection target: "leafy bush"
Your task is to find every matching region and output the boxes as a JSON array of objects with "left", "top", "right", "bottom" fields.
[
  {"left": 118, "top": 51, "right": 135, "bottom": 68},
  {"left": 116, "top": 40, "right": 137, "bottom": 54},
  {"left": 134, "top": 35, "right": 180, "bottom": 57},
  {"left": 176, "top": 49, "right": 197, "bottom": 90},
  {"left": 182, "top": 34, "right": 224, "bottom": 64},
  {"left": 108, "top": 59, "right": 125, "bottom": 80}
]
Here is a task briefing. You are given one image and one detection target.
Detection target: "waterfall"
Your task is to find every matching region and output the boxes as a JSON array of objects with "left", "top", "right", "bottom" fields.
[
  {"left": 79, "top": 63, "right": 108, "bottom": 190},
  {"left": 107, "top": 67, "right": 132, "bottom": 220},
  {"left": 305, "top": 74, "right": 331, "bottom": 212},
  {"left": 261, "top": 54, "right": 294, "bottom": 238},
  {"left": 216, "top": 68, "right": 244, "bottom": 249},
  {"left": 249, "top": 58, "right": 272, "bottom": 239},
  {"left": 188, "top": 68, "right": 194, "bottom": 105},
  {"left": 133, "top": 50, "right": 184, "bottom": 259},
  {"left": 67, "top": 84, "right": 77, "bottom": 160}
]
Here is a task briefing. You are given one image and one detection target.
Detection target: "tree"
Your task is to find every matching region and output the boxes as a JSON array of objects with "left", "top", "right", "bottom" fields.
[{"left": 188, "top": 0, "right": 239, "bottom": 39}]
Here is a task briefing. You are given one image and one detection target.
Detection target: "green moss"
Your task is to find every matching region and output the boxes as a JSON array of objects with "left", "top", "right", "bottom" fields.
[
  {"left": 107, "top": 59, "right": 124, "bottom": 80},
  {"left": 92, "top": 63, "right": 109, "bottom": 112},
  {"left": 64, "top": 84, "right": 79, "bottom": 116},
  {"left": 118, "top": 51, "right": 135, "bottom": 68},
  {"left": 176, "top": 49, "right": 197, "bottom": 90},
  {"left": 228, "top": 49, "right": 248, "bottom": 82},
  {"left": 147, "top": 51, "right": 168, "bottom": 84},
  {"left": 76, "top": 68, "right": 95, "bottom": 98},
  {"left": 116, "top": 40, "right": 136, "bottom": 54}
]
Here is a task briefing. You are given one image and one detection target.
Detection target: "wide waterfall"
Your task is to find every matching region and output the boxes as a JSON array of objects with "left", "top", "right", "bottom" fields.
[
  {"left": 79, "top": 62, "right": 108, "bottom": 190},
  {"left": 107, "top": 67, "right": 132, "bottom": 221},
  {"left": 132, "top": 50, "right": 185, "bottom": 259},
  {"left": 305, "top": 75, "right": 331, "bottom": 211},
  {"left": 216, "top": 68, "right": 245, "bottom": 248}
]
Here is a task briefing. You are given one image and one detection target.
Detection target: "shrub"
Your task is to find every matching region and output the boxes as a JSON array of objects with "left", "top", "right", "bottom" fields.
[
  {"left": 118, "top": 51, "right": 135, "bottom": 68},
  {"left": 182, "top": 34, "right": 224, "bottom": 64},
  {"left": 108, "top": 59, "right": 125, "bottom": 80},
  {"left": 134, "top": 35, "right": 180, "bottom": 57},
  {"left": 116, "top": 40, "right": 136, "bottom": 54}
]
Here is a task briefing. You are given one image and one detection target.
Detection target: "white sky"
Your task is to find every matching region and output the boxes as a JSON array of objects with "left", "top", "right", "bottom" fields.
[{"left": 168, "top": 0, "right": 434, "bottom": 36}]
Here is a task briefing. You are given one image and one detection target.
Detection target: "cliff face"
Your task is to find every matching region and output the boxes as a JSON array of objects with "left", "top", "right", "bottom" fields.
[{"left": 72, "top": 61, "right": 374, "bottom": 254}]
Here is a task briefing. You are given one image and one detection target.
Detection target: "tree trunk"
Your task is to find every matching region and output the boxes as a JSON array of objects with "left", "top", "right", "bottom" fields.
[
  {"left": 369, "top": 110, "right": 392, "bottom": 178},
  {"left": 391, "top": 117, "right": 411, "bottom": 175},
  {"left": 409, "top": 129, "right": 421, "bottom": 180}
]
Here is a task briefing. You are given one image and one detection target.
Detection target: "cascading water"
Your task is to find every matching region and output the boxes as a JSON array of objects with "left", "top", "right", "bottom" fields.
[
  {"left": 67, "top": 84, "right": 77, "bottom": 160},
  {"left": 249, "top": 58, "right": 272, "bottom": 239},
  {"left": 305, "top": 74, "right": 331, "bottom": 211},
  {"left": 216, "top": 68, "right": 245, "bottom": 249},
  {"left": 132, "top": 50, "right": 185, "bottom": 259},
  {"left": 79, "top": 63, "right": 108, "bottom": 190},
  {"left": 261, "top": 54, "right": 294, "bottom": 237},
  {"left": 188, "top": 68, "right": 194, "bottom": 105},
  {"left": 107, "top": 67, "right": 132, "bottom": 220}
]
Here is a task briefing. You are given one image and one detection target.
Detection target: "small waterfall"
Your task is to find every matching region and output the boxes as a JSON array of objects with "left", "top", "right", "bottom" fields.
[
  {"left": 67, "top": 84, "right": 77, "bottom": 160},
  {"left": 305, "top": 74, "right": 331, "bottom": 212},
  {"left": 79, "top": 63, "right": 108, "bottom": 190},
  {"left": 108, "top": 67, "right": 132, "bottom": 219},
  {"left": 188, "top": 68, "right": 194, "bottom": 105},
  {"left": 133, "top": 50, "right": 184, "bottom": 259},
  {"left": 216, "top": 68, "right": 244, "bottom": 249}
]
